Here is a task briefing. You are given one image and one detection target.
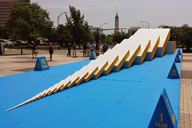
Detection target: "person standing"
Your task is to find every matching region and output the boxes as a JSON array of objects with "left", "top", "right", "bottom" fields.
[
  {"left": 103, "top": 42, "right": 106, "bottom": 53},
  {"left": 0, "top": 42, "right": 4, "bottom": 55},
  {"left": 86, "top": 42, "right": 90, "bottom": 57},
  {"left": 91, "top": 41, "right": 96, "bottom": 51},
  {"left": 48, "top": 42, "right": 54, "bottom": 61},
  {"left": 72, "top": 42, "right": 77, "bottom": 58},
  {"left": 31, "top": 41, "right": 37, "bottom": 59},
  {"left": 67, "top": 43, "right": 71, "bottom": 56},
  {"left": 105, "top": 42, "right": 109, "bottom": 52},
  {"left": 83, "top": 42, "right": 87, "bottom": 57},
  {"left": 96, "top": 42, "right": 100, "bottom": 56}
]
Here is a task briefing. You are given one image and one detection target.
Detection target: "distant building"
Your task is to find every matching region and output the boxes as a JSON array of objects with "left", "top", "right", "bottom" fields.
[
  {"left": 114, "top": 12, "right": 119, "bottom": 34},
  {"left": 0, "top": 0, "right": 30, "bottom": 26}
]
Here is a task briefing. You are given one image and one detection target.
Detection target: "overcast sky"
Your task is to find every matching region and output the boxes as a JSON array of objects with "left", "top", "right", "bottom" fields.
[{"left": 31, "top": 0, "right": 192, "bottom": 33}]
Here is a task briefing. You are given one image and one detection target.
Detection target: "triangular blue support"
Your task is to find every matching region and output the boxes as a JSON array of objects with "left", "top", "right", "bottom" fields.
[
  {"left": 89, "top": 50, "right": 96, "bottom": 60},
  {"left": 177, "top": 49, "right": 183, "bottom": 60},
  {"left": 168, "top": 63, "right": 180, "bottom": 79},
  {"left": 175, "top": 54, "right": 181, "bottom": 63},
  {"left": 34, "top": 56, "right": 49, "bottom": 71},
  {"left": 177, "top": 49, "right": 182, "bottom": 55},
  {"left": 148, "top": 89, "right": 177, "bottom": 128}
]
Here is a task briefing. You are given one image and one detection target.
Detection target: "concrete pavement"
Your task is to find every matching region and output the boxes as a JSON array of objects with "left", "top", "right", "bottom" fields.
[
  {"left": 180, "top": 53, "right": 192, "bottom": 128},
  {"left": 0, "top": 48, "right": 88, "bottom": 77}
]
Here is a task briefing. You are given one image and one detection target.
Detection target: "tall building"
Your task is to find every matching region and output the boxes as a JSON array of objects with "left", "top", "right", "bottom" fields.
[
  {"left": 114, "top": 12, "right": 119, "bottom": 34},
  {"left": 0, "top": 0, "right": 30, "bottom": 26}
]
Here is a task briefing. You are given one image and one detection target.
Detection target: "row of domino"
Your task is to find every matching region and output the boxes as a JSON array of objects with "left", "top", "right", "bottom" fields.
[{"left": 6, "top": 28, "right": 171, "bottom": 112}]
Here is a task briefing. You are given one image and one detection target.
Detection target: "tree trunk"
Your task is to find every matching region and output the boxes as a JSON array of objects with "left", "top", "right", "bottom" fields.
[{"left": 21, "top": 47, "right": 23, "bottom": 55}]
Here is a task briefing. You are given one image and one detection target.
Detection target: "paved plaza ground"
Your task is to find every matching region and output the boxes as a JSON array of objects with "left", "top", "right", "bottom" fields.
[
  {"left": 0, "top": 48, "right": 88, "bottom": 77},
  {"left": 0, "top": 48, "right": 192, "bottom": 128},
  {"left": 179, "top": 53, "right": 192, "bottom": 128}
]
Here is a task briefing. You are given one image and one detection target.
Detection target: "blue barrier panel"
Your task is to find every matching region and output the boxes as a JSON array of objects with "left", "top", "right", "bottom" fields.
[
  {"left": 168, "top": 63, "right": 180, "bottom": 79},
  {"left": 175, "top": 54, "right": 181, "bottom": 63},
  {"left": 89, "top": 50, "right": 96, "bottom": 60},
  {"left": 148, "top": 89, "right": 177, "bottom": 128},
  {"left": 34, "top": 56, "right": 49, "bottom": 71}
]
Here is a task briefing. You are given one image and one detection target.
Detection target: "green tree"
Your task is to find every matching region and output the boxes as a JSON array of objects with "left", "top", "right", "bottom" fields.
[
  {"left": 161, "top": 25, "right": 192, "bottom": 52},
  {"left": 180, "top": 26, "right": 192, "bottom": 51},
  {"left": 0, "top": 25, "right": 10, "bottom": 39},
  {"left": 11, "top": 19, "right": 30, "bottom": 40},
  {"left": 57, "top": 24, "right": 72, "bottom": 47},
  {"left": 92, "top": 32, "right": 106, "bottom": 43},
  {"left": 66, "top": 6, "right": 93, "bottom": 47},
  {"left": 7, "top": 2, "right": 31, "bottom": 41},
  {"left": 113, "top": 32, "right": 130, "bottom": 43},
  {"left": 30, "top": 3, "right": 52, "bottom": 39},
  {"left": 100, "top": 34, "right": 106, "bottom": 42},
  {"left": 7, "top": 2, "right": 54, "bottom": 42},
  {"left": 105, "top": 34, "right": 113, "bottom": 44}
]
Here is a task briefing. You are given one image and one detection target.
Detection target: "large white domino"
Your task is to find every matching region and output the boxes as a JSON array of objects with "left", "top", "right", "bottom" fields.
[{"left": 93, "top": 54, "right": 108, "bottom": 79}]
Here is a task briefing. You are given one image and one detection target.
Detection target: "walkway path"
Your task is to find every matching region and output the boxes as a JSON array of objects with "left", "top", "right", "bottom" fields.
[
  {"left": 180, "top": 53, "right": 192, "bottom": 128},
  {"left": 0, "top": 48, "right": 88, "bottom": 77}
]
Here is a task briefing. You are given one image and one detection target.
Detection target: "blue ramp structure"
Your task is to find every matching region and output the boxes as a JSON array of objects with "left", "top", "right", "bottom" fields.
[
  {"left": 6, "top": 28, "right": 175, "bottom": 112},
  {"left": 1, "top": 51, "right": 181, "bottom": 128},
  {"left": 1, "top": 28, "right": 181, "bottom": 128}
]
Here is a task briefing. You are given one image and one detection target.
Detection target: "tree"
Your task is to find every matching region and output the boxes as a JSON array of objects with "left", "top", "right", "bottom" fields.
[
  {"left": 7, "top": 2, "right": 31, "bottom": 41},
  {"left": 181, "top": 26, "right": 192, "bottom": 52},
  {"left": 30, "top": 3, "right": 53, "bottom": 39},
  {"left": 161, "top": 25, "right": 192, "bottom": 52},
  {"left": 100, "top": 34, "right": 106, "bottom": 42},
  {"left": 11, "top": 19, "right": 30, "bottom": 40},
  {"left": 92, "top": 32, "right": 106, "bottom": 43},
  {"left": 0, "top": 25, "right": 10, "bottom": 39},
  {"left": 7, "top": 2, "right": 54, "bottom": 42},
  {"left": 57, "top": 24, "right": 72, "bottom": 47},
  {"left": 40, "top": 20, "right": 55, "bottom": 42},
  {"left": 105, "top": 34, "right": 113, "bottom": 44},
  {"left": 113, "top": 32, "right": 130, "bottom": 43},
  {"left": 66, "top": 6, "right": 94, "bottom": 47}
]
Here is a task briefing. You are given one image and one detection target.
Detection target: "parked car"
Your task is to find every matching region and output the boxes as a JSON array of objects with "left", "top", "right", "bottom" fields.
[
  {"left": 0, "top": 39, "right": 14, "bottom": 46},
  {"left": 16, "top": 40, "right": 28, "bottom": 45},
  {"left": 39, "top": 41, "right": 48, "bottom": 46}
]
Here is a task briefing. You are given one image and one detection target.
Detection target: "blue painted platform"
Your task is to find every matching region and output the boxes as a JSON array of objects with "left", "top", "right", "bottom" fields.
[{"left": 0, "top": 51, "right": 181, "bottom": 128}]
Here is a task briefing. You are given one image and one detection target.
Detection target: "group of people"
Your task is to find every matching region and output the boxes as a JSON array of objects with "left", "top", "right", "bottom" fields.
[
  {"left": 82, "top": 41, "right": 110, "bottom": 57},
  {"left": 66, "top": 41, "right": 112, "bottom": 58},
  {"left": 29, "top": 41, "right": 54, "bottom": 61},
  {"left": 29, "top": 40, "right": 116, "bottom": 61},
  {"left": 67, "top": 42, "right": 77, "bottom": 58}
]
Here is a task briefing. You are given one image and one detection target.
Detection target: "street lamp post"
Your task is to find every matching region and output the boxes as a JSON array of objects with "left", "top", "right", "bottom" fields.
[
  {"left": 57, "top": 12, "right": 67, "bottom": 26},
  {"left": 96, "top": 23, "right": 107, "bottom": 42},
  {"left": 141, "top": 21, "right": 150, "bottom": 28}
]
